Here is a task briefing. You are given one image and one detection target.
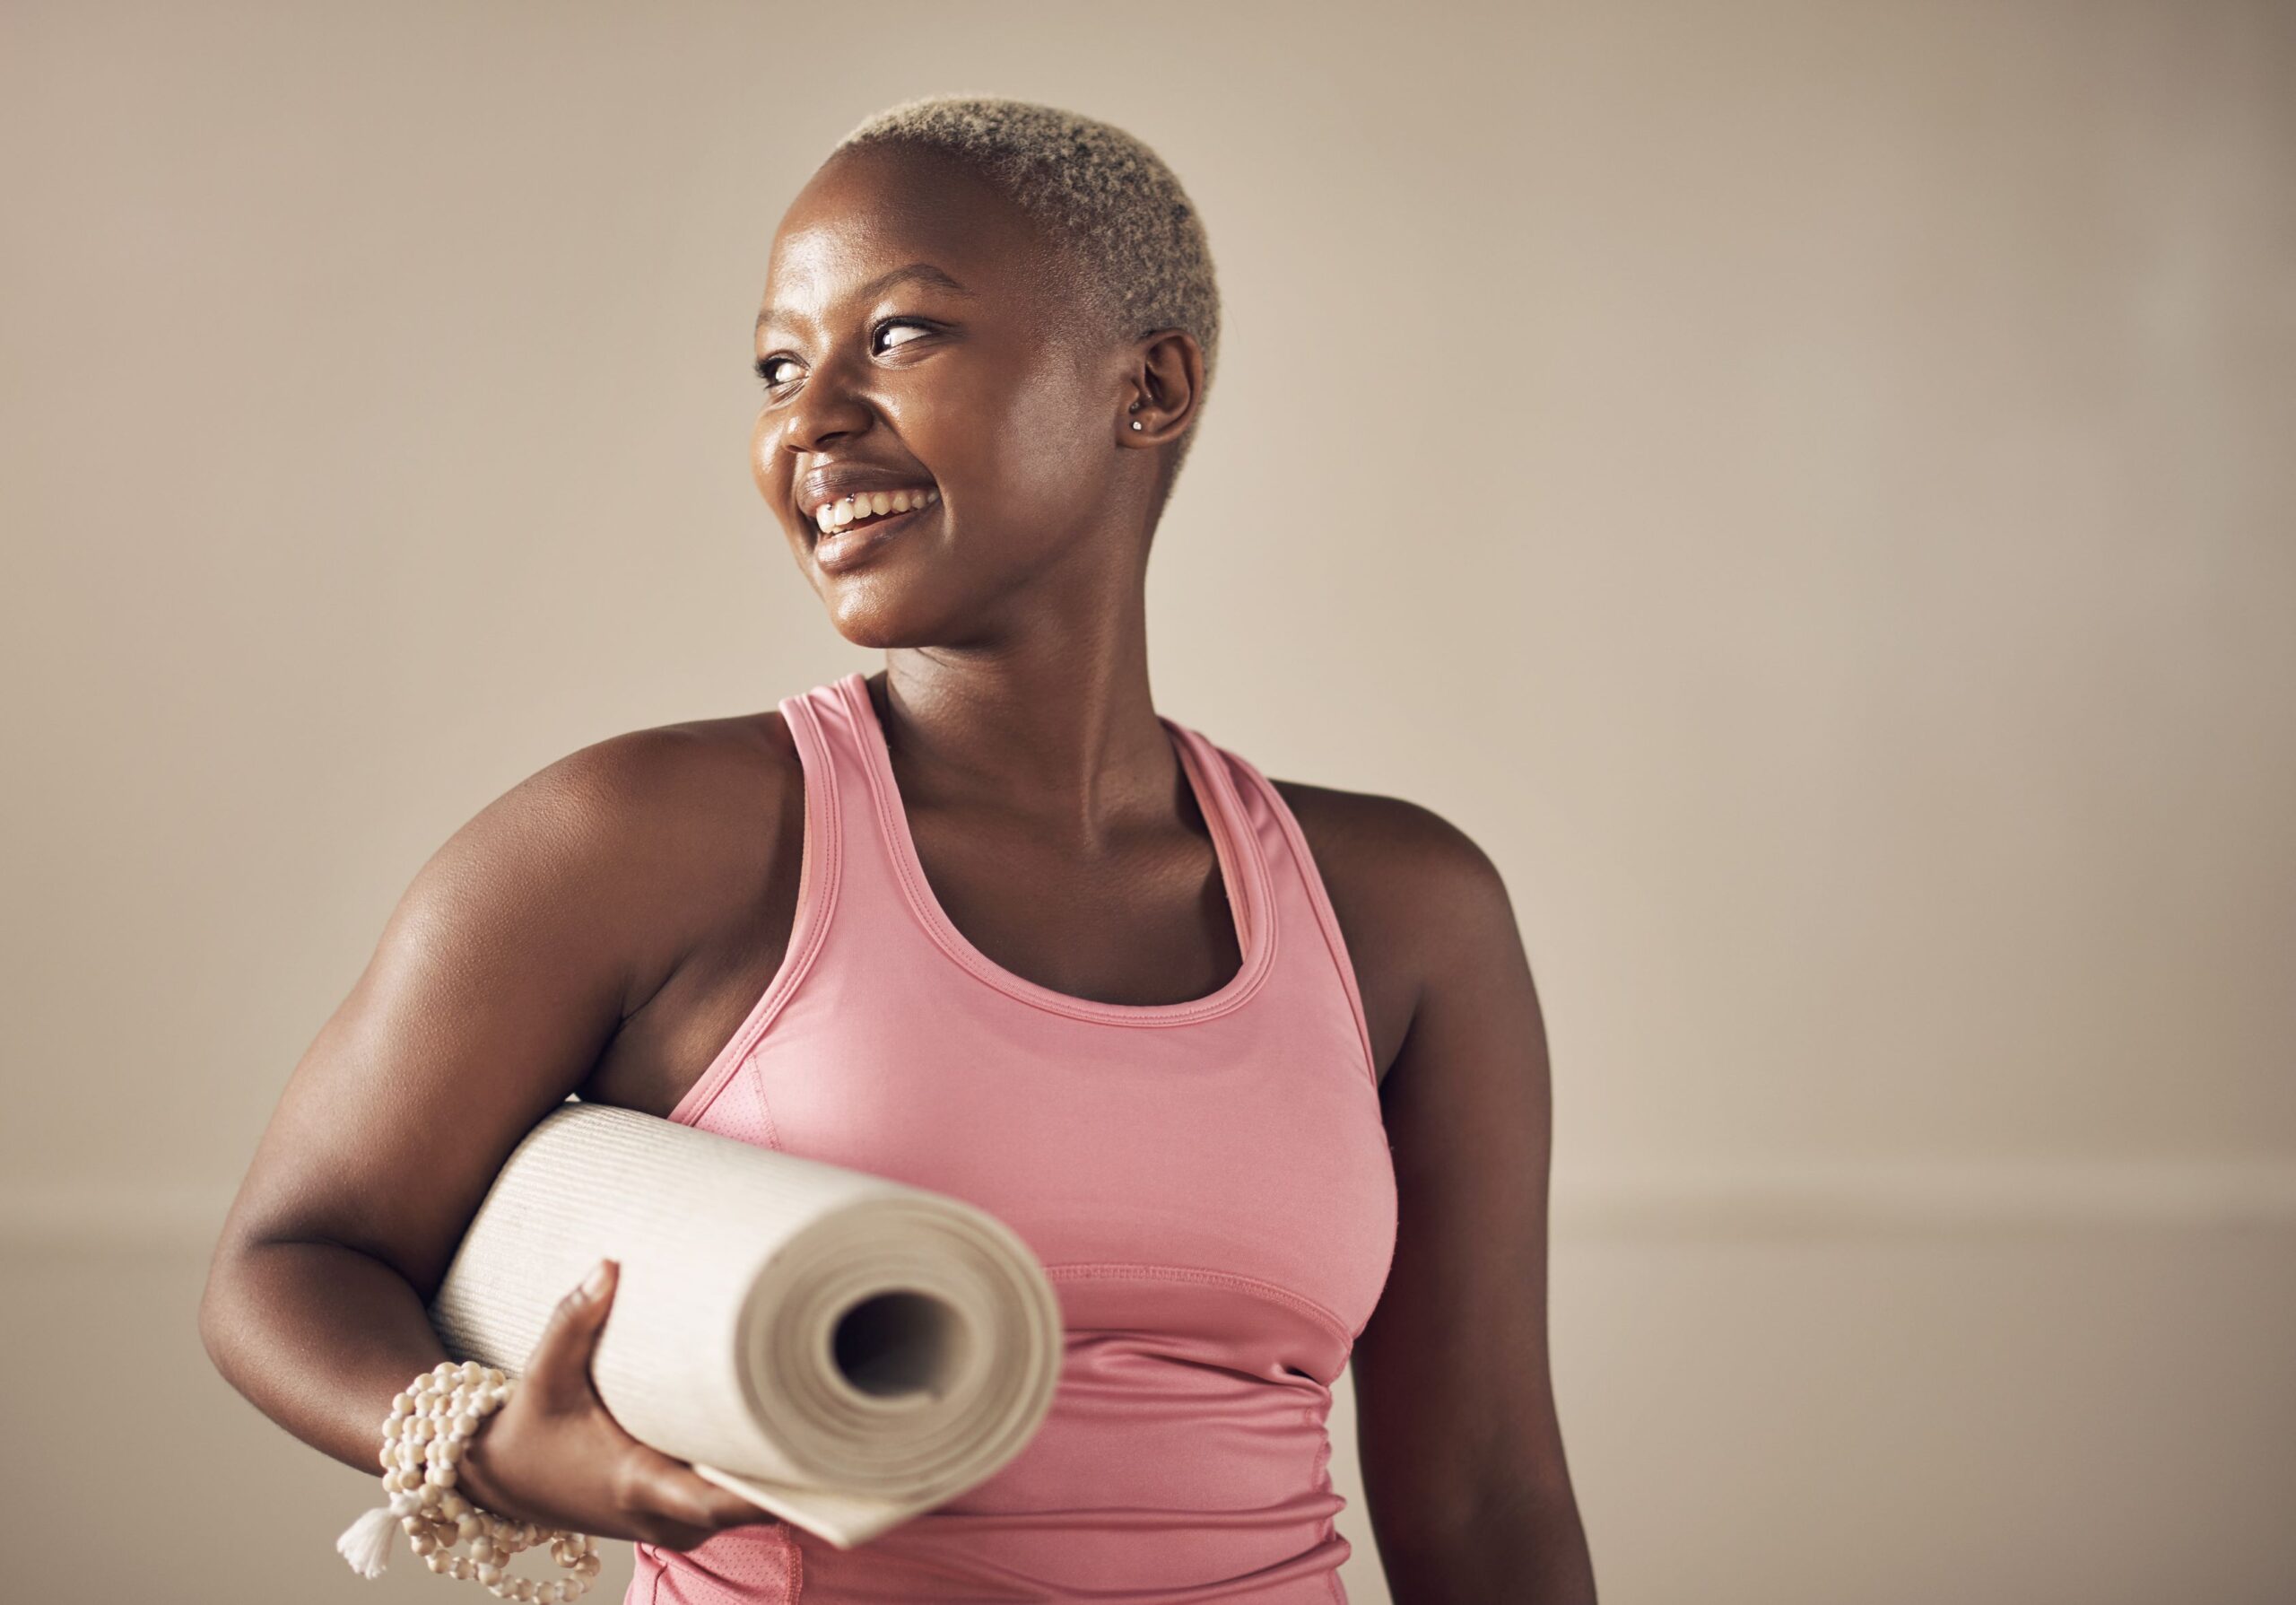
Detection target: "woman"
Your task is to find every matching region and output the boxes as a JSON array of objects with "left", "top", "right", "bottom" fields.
[{"left": 199, "top": 95, "right": 1596, "bottom": 1603}]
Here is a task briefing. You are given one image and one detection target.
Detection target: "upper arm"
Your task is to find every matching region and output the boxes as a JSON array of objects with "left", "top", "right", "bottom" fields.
[
  {"left": 1348, "top": 807, "right": 1578, "bottom": 1541},
  {"left": 202, "top": 728, "right": 726, "bottom": 1306}
]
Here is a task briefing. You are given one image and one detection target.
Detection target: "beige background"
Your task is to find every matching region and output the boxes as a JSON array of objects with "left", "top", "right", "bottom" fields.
[{"left": 4, "top": 2, "right": 2292, "bottom": 1601}]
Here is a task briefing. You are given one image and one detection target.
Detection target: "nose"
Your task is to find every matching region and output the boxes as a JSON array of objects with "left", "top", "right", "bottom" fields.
[{"left": 776, "top": 344, "right": 878, "bottom": 459}]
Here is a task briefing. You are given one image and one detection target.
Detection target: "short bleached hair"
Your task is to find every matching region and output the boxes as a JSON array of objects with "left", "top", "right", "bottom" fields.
[{"left": 827, "top": 94, "right": 1222, "bottom": 499}]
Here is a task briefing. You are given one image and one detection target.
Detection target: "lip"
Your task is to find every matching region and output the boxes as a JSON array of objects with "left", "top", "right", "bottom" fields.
[
  {"left": 796, "top": 465, "right": 936, "bottom": 528},
  {"left": 813, "top": 501, "right": 933, "bottom": 572}
]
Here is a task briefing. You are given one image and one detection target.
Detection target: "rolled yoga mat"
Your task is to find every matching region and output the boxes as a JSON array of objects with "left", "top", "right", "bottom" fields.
[{"left": 425, "top": 1099, "right": 1064, "bottom": 1549}]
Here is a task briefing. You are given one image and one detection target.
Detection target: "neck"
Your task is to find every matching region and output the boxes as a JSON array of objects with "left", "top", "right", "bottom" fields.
[{"left": 870, "top": 627, "right": 1179, "bottom": 844}]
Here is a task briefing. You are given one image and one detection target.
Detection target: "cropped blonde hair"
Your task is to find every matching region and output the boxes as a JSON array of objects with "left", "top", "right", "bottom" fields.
[{"left": 829, "top": 94, "right": 1222, "bottom": 499}]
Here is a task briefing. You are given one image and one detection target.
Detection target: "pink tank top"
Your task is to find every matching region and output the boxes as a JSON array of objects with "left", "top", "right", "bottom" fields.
[{"left": 629, "top": 673, "right": 1398, "bottom": 1604}]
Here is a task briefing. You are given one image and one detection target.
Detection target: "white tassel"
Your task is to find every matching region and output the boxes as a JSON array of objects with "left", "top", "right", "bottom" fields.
[{"left": 335, "top": 1503, "right": 400, "bottom": 1579}]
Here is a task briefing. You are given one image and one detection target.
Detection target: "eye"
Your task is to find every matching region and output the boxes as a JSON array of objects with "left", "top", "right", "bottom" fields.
[
  {"left": 874, "top": 317, "right": 935, "bottom": 353},
  {"left": 753, "top": 318, "right": 937, "bottom": 393}
]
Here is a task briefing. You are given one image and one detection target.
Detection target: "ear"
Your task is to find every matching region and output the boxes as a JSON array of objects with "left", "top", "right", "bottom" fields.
[{"left": 1120, "top": 328, "right": 1205, "bottom": 447}]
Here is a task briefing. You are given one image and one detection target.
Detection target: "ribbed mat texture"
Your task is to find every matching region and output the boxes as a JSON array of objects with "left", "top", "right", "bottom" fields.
[{"left": 426, "top": 1100, "right": 1063, "bottom": 1548}]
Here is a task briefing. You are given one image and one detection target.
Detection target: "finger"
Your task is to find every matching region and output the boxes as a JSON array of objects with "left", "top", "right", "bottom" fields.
[
  {"left": 526, "top": 1258, "right": 617, "bottom": 1400},
  {"left": 700, "top": 1485, "right": 781, "bottom": 1530},
  {"left": 622, "top": 1447, "right": 775, "bottom": 1531},
  {"left": 686, "top": 1470, "right": 782, "bottom": 1530}
]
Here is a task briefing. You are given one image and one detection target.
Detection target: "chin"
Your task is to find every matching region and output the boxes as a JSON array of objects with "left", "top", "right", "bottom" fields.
[{"left": 819, "top": 586, "right": 983, "bottom": 652}]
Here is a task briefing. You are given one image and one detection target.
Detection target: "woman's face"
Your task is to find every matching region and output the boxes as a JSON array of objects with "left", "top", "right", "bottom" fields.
[{"left": 752, "top": 145, "right": 1146, "bottom": 649}]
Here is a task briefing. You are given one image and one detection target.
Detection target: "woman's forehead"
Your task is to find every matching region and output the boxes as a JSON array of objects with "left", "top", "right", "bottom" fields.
[
  {"left": 754, "top": 257, "right": 980, "bottom": 345},
  {"left": 761, "top": 150, "right": 1055, "bottom": 316}
]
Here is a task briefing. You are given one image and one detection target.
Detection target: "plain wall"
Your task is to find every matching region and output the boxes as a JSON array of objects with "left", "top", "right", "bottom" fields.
[{"left": 3, "top": 2, "right": 2291, "bottom": 1601}]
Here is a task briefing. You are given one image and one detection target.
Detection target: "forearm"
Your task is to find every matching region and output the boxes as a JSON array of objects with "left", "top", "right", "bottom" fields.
[
  {"left": 198, "top": 1236, "right": 457, "bottom": 1479},
  {"left": 1375, "top": 1485, "right": 1597, "bottom": 1605}
]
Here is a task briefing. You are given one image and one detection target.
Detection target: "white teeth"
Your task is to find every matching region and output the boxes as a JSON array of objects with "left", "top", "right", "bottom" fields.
[{"left": 814, "top": 485, "right": 936, "bottom": 535}]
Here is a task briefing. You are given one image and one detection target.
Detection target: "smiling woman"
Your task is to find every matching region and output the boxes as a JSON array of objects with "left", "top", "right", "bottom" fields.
[
  {"left": 198, "top": 92, "right": 1591, "bottom": 1605},
  {"left": 749, "top": 98, "right": 1222, "bottom": 645}
]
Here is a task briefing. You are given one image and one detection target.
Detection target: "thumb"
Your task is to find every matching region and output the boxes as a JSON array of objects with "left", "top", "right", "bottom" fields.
[{"left": 528, "top": 1258, "right": 617, "bottom": 1396}]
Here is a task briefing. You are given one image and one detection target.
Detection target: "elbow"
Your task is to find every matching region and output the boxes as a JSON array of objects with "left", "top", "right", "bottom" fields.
[
  {"left": 196, "top": 1228, "right": 260, "bottom": 1381},
  {"left": 196, "top": 1204, "right": 292, "bottom": 1365},
  {"left": 196, "top": 1252, "right": 237, "bottom": 1378}
]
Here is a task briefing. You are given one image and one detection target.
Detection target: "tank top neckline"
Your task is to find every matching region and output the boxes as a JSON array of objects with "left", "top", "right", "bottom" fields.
[{"left": 831, "top": 670, "right": 1278, "bottom": 1025}]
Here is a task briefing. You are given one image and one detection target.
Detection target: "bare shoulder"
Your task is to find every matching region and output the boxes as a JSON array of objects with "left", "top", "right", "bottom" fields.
[
  {"left": 495, "top": 707, "right": 803, "bottom": 1014},
  {"left": 1266, "top": 777, "right": 1516, "bottom": 1086},
  {"left": 1267, "top": 778, "right": 1500, "bottom": 876},
  {"left": 1266, "top": 777, "right": 1513, "bottom": 955},
  {"left": 374, "top": 703, "right": 806, "bottom": 1051},
  {"left": 528, "top": 705, "right": 796, "bottom": 824}
]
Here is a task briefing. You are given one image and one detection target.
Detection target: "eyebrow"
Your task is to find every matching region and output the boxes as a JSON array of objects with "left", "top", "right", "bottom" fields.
[{"left": 754, "top": 262, "right": 975, "bottom": 336}]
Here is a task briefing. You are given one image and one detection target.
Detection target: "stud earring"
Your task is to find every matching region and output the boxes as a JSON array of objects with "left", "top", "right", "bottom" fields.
[{"left": 1131, "top": 421, "right": 1144, "bottom": 431}]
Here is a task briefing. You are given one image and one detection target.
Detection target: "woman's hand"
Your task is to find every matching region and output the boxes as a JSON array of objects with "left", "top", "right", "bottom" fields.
[{"left": 456, "top": 1260, "right": 785, "bottom": 1551}]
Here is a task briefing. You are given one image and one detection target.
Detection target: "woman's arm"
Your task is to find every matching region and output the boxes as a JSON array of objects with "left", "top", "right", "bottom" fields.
[
  {"left": 1349, "top": 814, "right": 1596, "bottom": 1604},
  {"left": 195, "top": 731, "right": 735, "bottom": 1481}
]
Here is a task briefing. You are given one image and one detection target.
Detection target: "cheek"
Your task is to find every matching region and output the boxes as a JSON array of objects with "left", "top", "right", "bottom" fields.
[
  {"left": 941, "top": 366, "right": 1106, "bottom": 522},
  {"left": 750, "top": 414, "right": 787, "bottom": 505}
]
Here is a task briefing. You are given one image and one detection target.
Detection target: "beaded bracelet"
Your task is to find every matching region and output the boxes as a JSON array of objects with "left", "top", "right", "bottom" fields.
[{"left": 335, "top": 1359, "right": 602, "bottom": 1601}]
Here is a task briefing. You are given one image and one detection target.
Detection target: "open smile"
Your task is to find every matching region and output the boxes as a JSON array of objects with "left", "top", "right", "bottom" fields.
[{"left": 813, "top": 498, "right": 935, "bottom": 572}]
